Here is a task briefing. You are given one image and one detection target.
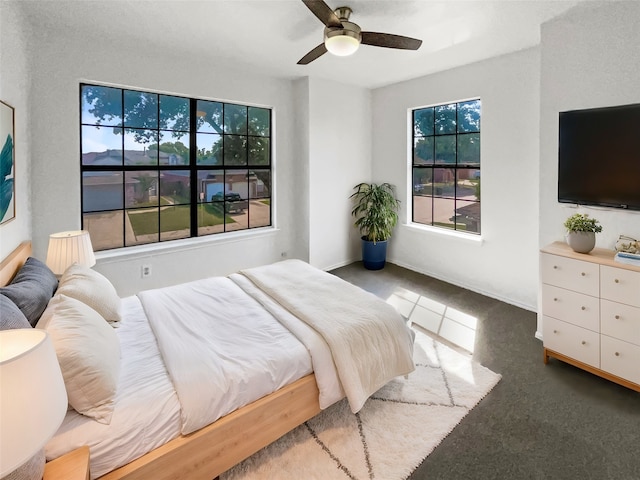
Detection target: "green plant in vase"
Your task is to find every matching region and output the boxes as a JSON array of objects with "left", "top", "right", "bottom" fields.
[
  {"left": 350, "top": 182, "right": 400, "bottom": 269},
  {"left": 564, "top": 213, "right": 602, "bottom": 253}
]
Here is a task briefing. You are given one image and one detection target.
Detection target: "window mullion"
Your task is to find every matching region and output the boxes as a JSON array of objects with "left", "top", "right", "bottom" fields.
[{"left": 189, "top": 98, "right": 198, "bottom": 238}]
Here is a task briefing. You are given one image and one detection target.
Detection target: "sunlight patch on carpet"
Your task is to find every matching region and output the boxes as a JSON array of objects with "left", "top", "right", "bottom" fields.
[{"left": 222, "top": 329, "right": 501, "bottom": 480}]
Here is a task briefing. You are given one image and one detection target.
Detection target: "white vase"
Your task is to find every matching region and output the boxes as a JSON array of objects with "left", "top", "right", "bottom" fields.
[{"left": 566, "top": 231, "right": 596, "bottom": 253}]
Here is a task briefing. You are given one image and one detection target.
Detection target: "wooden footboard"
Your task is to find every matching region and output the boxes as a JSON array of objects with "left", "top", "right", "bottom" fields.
[{"left": 99, "top": 374, "right": 321, "bottom": 480}]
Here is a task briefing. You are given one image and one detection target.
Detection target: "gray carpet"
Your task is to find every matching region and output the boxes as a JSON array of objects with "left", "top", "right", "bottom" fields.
[{"left": 330, "top": 262, "right": 640, "bottom": 480}]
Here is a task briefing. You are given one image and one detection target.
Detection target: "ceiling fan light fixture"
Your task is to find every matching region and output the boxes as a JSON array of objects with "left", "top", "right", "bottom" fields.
[
  {"left": 324, "top": 30, "right": 360, "bottom": 57},
  {"left": 298, "top": 1, "right": 422, "bottom": 65}
]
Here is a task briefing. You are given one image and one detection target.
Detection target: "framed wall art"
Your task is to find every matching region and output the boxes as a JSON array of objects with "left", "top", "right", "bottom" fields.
[{"left": 0, "top": 100, "right": 15, "bottom": 225}]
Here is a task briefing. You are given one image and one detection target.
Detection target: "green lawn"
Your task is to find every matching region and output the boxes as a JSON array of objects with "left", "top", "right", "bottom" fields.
[{"left": 128, "top": 204, "right": 234, "bottom": 235}]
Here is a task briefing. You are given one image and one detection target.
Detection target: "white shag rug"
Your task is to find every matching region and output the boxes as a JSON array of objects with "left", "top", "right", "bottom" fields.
[{"left": 222, "top": 330, "right": 501, "bottom": 480}]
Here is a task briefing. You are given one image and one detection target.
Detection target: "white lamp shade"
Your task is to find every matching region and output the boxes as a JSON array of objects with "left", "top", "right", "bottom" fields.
[
  {"left": 0, "top": 329, "right": 68, "bottom": 476},
  {"left": 325, "top": 34, "right": 360, "bottom": 56},
  {"left": 46, "top": 230, "right": 96, "bottom": 275}
]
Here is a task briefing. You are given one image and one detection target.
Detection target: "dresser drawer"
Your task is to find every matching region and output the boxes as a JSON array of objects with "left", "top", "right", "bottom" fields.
[
  {"left": 543, "top": 316, "right": 600, "bottom": 368},
  {"left": 540, "top": 253, "right": 599, "bottom": 296},
  {"left": 600, "top": 266, "right": 640, "bottom": 307},
  {"left": 601, "top": 335, "right": 640, "bottom": 385},
  {"left": 601, "top": 299, "right": 640, "bottom": 346},
  {"left": 541, "top": 284, "right": 599, "bottom": 332}
]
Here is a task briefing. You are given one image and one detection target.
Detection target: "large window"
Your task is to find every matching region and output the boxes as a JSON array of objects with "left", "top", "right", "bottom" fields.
[
  {"left": 412, "top": 100, "right": 481, "bottom": 234},
  {"left": 80, "top": 84, "right": 272, "bottom": 251}
]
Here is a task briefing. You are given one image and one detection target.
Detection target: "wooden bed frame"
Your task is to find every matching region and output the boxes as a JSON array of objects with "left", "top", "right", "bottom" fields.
[
  {"left": 0, "top": 240, "right": 32, "bottom": 285},
  {"left": 1, "top": 241, "right": 322, "bottom": 480}
]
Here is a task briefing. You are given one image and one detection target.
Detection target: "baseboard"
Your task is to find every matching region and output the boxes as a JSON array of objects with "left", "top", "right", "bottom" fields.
[
  {"left": 323, "top": 258, "right": 359, "bottom": 273},
  {"left": 389, "top": 259, "right": 537, "bottom": 313},
  {"left": 535, "top": 330, "right": 543, "bottom": 341}
]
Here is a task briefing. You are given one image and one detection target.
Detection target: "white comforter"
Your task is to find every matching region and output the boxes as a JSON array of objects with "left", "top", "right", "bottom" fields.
[
  {"left": 236, "top": 260, "right": 416, "bottom": 413},
  {"left": 138, "top": 276, "right": 313, "bottom": 435},
  {"left": 139, "top": 260, "right": 415, "bottom": 434}
]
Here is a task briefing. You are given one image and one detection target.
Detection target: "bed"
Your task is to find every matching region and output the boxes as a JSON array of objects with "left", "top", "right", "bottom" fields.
[{"left": 0, "top": 241, "right": 415, "bottom": 480}]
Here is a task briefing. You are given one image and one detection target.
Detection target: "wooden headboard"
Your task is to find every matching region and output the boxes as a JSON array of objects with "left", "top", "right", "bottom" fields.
[{"left": 0, "top": 241, "right": 32, "bottom": 286}]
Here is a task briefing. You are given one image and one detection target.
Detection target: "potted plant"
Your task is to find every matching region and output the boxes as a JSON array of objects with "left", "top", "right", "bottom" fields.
[
  {"left": 350, "top": 182, "right": 400, "bottom": 270},
  {"left": 564, "top": 213, "right": 603, "bottom": 253}
]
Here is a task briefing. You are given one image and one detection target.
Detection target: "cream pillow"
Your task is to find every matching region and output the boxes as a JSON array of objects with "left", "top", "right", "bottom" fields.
[
  {"left": 57, "top": 264, "right": 121, "bottom": 325},
  {"left": 37, "top": 294, "right": 120, "bottom": 424}
]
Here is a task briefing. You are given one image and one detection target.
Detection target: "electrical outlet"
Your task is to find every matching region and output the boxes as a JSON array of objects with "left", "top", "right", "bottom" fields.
[{"left": 141, "top": 265, "right": 152, "bottom": 278}]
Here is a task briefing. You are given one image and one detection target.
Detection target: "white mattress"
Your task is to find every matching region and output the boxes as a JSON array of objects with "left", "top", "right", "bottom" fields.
[{"left": 45, "top": 296, "right": 182, "bottom": 479}]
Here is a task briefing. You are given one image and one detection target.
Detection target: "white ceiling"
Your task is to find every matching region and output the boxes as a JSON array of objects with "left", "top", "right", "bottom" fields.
[{"left": 17, "top": 0, "right": 580, "bottom": 89}]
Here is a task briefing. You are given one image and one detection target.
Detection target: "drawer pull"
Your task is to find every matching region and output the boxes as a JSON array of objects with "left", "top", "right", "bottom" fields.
[
  {"left": 581, "top": 272, "right": 586, "bottom": 277},
  {"left": 615, "top": 279, "right": 620, "bottom": 283},
  {"left": 581, "top": 341, "right": 586, "bottom": 345},
  {"left": 553, "top": 329, "right": 558, "bottom": 334},
  {"left": 581, "top": 306, "right": 586, "bottom": 311},
  {"left": 615, "top": 352, "right": 620, "bottom": 357},
  {"left": 553, "top": 265, "right": 558, "bottom": 269},
  {"left": 553, "top": 297, "right": 558, "bottom": 302},
  {"left": 615, "top": 315, "right": 620, "bottom": 320}
]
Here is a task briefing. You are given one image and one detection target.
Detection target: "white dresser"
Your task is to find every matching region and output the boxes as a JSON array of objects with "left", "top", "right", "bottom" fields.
[{"left": 541, "top": 241, "right": 640, "bottom": 392}]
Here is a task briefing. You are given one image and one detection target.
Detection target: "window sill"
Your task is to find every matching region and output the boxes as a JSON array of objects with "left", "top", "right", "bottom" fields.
[
  {"left": 95, "top": 227, "right": 279, "bottom": 263},
  {"left": 403, "top": 222, "right": 483, "bottom": 245}
]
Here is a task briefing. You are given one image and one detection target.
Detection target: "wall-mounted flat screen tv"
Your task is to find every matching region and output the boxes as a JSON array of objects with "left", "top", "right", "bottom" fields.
[{"left": 558, "top": 103, "right": 640, "bottom": 211}]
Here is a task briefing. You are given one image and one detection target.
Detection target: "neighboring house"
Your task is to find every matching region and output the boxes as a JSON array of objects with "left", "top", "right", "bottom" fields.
[
  {"left": 201, "top": 171, "right": 261, "bottom": 201},
  {"left": 82, "top": 148, "right": 186, "bottom": 166}
]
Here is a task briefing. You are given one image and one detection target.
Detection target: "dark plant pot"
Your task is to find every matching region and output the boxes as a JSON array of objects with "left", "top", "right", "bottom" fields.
[{"left": 361, "top": 237, "right": 388, "bottom": 270}]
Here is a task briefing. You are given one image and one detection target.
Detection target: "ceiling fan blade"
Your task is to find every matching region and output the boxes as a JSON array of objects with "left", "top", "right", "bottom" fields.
[
  {"left": 301, "top": 0, "right": 343, "bottom": 28},
  {"left": 297, "top": 43, "right": 328, "bottom": 65},
  {"left": 361, "top": 32, "right": 423, "bottom": 50}
]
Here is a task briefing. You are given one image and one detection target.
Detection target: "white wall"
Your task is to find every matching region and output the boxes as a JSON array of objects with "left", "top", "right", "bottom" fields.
[
  {"left": 307, "top": 78, "right": 372, "bottom": 270},
  {"left": 14, "top": 2, "right": 638, "bottom": 315},
  {"left": 537, "top": 1, "right": 640, "bottom": 332},
  {"left": 292, "top": 78, "right": 311, "bottom": 263},
  {"left": 26, "top": 27, "right": 304, "bottom": 296},
  {"left": 372, "top": 48, "right": 541, "bottom": 310},
  {"left": 0, "top": 3, "right": 32, "bottom": 259}
]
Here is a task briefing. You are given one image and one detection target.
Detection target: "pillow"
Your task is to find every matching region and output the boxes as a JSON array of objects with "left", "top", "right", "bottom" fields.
[
  {"left": 56, "top": 264, "right": 121, "bottom": 325},
  {"left": 0, "top": 294, "right": 31, "bottom": 329},
  {"left": 37, "top": 294, "right": 121, "bottom": 424},
  {"left": 0, "top": 257, "right": 58, "bottom": 326}
]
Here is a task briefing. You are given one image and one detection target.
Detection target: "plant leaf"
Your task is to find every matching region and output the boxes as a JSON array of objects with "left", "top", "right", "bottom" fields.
[
  {"left": 1, "top": 134, "right": 13, "bottom": 179},
  {"left": 0, "top": 178, "right": 13, "bottom": 220}
]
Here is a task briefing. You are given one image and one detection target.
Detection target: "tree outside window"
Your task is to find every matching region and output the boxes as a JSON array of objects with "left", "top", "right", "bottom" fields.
[
  {"left": 412, "top": 99, "right": 481, "bottom": 234},
  {"left": 80, "top": 84, "right": 272, "bottom": 251}
]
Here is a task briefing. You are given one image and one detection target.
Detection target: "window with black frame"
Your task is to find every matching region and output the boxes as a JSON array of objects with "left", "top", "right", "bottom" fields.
[
  {"left": 80, "top": 84, "right": 272, "bottom": 251},
  {"left": 412, "top": 99, "right": 481, "bottom": 234}
]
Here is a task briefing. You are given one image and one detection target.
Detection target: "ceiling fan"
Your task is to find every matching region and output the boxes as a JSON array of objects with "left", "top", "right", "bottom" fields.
[{"left": 298, "top": 0, "right": 423, "bottom": 65}]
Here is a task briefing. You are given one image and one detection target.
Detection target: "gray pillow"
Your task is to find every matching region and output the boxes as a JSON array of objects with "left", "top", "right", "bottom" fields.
[
  {"left": 0, "top": 294, "right": 31, "bottom": 329},
  {"left": 0, "top": 257, "right": 58, "bottom": 327}
]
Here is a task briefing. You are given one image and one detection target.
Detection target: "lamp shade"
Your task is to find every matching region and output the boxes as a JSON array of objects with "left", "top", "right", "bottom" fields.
[
  {"left": 46, "top": 230, "right": 96, "bottom": 275},
  {"left": 0, "top": 329, "right": 68, "bottom": 476}
]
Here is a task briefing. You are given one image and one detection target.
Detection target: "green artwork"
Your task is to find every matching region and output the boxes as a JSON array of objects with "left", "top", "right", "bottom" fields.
[{"left": 0, "top": 101, "right": 15, "bottom": 224}]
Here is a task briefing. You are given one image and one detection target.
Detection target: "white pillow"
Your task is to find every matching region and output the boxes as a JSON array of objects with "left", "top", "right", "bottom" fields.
[
  {"left": 57, "top": 264, "right": 121, "bottom": 325},
  {"left": 37, "top": 294, "right": 120, "bottom": 424}
]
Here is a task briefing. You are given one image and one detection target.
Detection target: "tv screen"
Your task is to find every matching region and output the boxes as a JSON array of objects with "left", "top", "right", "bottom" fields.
[{"left": 558, "top": 103, "right": 640, "bottom": 211}]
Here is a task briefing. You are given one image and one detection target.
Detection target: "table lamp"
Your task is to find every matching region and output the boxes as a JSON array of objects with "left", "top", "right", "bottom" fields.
[
  {"left": 45, "top": 230, "right": 96, "bottom": 276},
  {"left": 0, "top": 329, "right": 68, "bottom": 480}
]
